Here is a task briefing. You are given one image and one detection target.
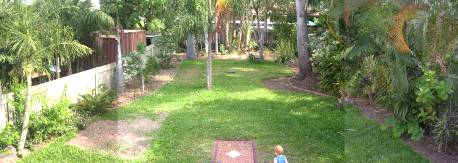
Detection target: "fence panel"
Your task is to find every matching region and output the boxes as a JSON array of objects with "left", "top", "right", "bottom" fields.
[{"left": 0, "top": 63, "right": 116, "bottom": 131}]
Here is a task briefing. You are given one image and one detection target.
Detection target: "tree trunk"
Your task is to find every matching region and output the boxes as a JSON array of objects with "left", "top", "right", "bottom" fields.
[
  {"left": 56, "top": 57, "right": 61, "bottom": 79},
  {"left": 295, "top": 0, "right": 313, "bottom": 81},
  {"left": 255, "top": 7, "right": 264, "bottom": 59},
  {"left": 205, "top": 29, "right": 212, "bottom": 90},
  {"left": 215, "top": 33, "right": 219, "bottom": 54},
  {"left": 67, "top": 62, "right": 73, "bottom": 76},
  {"left": 238, "top": 16, "right": 244, "bottom": 50},
  {"left": 186, "top": 33, "right": 197, "bottom": 60},
  {"left": 18, "top": 72, "right": 32, "bottom": 153},
  {"left": 207, "top": 0, "right": 212, "bottom": 90},
  {"left": 225, "top": 22, "right": 230, "bottom": 48},
  {"left": 0, "top": 82, "right": 3, "bottom": 120},
  {"left": 116, "top": 32, "right": 125, "bottom": 93}
]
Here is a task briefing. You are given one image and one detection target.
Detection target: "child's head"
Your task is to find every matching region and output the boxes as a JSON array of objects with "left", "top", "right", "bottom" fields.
[{"left": 274, "top": 145, "right": 284, "bottom": 155}]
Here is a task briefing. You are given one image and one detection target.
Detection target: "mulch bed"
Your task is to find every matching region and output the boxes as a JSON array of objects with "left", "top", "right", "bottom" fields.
[
  {"left": 211, "top": 140, "right": 257, "bottom": 163},
  {"left": 263, "top": 76, "right": 458, "bottom": 163}
]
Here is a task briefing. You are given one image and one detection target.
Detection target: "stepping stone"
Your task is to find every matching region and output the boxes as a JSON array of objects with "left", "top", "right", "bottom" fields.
[
  {"left": 211, "top": 140, "right": 257, "bottom": 163},
  {"left": 227, "top": 69, "right": 236, "bottom": 74}
]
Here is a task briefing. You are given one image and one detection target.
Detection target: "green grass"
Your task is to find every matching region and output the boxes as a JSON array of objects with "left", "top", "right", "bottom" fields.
[{"left": 19, "top": 60, "right": 427, "bottom": 163}]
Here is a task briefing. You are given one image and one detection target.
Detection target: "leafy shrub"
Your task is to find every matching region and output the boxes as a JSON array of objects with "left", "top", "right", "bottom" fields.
[
  {"left": 415, "top": 70, "right": 452, "bottom": 122},
  {"left": 72, "top": 110, "right": 91, "bottom": 130},
  {"left": 144, "top": 56, "right": 160, "bottom": 76},
  {"left": 247, "top": 53, "right": 257, "bottom": 63},
  {"left": 220, "top": 44, "right": 229, "bottom": 55},
  {"left": 382, "top": 116, "right": 424, "bottom": 141},
  {"left": 275, "top": 41, "right": 295, "bottom": 64},
  {"left": 72, "top": 85, "right": 116, "bottom": 116},
  {"left": 156, "top": 51, "right": 173, "bottom": 69},
  {"left": 28, "top": 96, "right": 75, "bottom": 144},
  {"left": 0, "top": 123, "right": 19, "bottom": 149},
  {"left": 122, "top": 44, "right": 146, "bottom": 81}
]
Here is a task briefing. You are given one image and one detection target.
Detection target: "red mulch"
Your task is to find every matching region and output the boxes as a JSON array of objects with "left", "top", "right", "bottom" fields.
[{"left": 211, "top": 140, "right": 257, "bottom": 163}]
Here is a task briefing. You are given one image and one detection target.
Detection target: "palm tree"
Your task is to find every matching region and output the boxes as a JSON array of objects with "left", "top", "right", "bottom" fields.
[
  {"left": 1, "top": 6, "right": 92, "bottom": 153},
  {"left": 295, "top": 0, "right": 313, "bottom": 80},
  {"left": 33, "top": 0, "right": 115, "bottom": 76}
]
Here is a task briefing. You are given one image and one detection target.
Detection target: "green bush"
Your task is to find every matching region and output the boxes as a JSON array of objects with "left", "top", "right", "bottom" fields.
[
  {"left": 72, "top": 85, "right": 116, "bottom": 116},
  {"left": 28, "top": 96, "right": 76, "bottom": 144},
  {"left": 144, "top": 56, "right": 160, "bottom": 76},
  {"left": 274, "top": 41, "right": 295, "bottom": 64},
  {"left": 220, "top": 44, "right": 229, "bottom": 55},
  {"left": 0, "top": 123, "right": 19, "bottom": 149},
  {"left": 156, "top": 51, "right": 173, "bottom": 69},
  {"left": 72, "top": 110, "right": 91, "bottom": 130},
  {"left": 247, "top": 53, "right": 257, "bottom": 63}
]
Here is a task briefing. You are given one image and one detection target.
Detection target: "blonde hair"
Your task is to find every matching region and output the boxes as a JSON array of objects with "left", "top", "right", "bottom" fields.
[{"left": 275, "top": 145, "right": 284, "bottom": 155}]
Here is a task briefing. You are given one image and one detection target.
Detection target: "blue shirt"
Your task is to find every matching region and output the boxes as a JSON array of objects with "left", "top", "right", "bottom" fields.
[{"left": 274, "top": 155, "right": 288, "bottom": 163}]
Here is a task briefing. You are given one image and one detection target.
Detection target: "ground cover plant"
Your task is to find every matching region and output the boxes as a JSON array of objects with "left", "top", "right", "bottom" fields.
[{"left": 19, "top": 60, "right": 426, "bottom": 162}]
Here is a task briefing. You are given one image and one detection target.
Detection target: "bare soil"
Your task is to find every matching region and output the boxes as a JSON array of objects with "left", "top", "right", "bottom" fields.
[
  {"left": 263, "top": 76, "right": 458, "bottom": 163},
  {"left": 68, "top": 55, "right": 183, "bottom": 159},
  {"left": 69, "top": 112, "right": 169, "bottom": 160},
  {"left": 114, "top": 54, "right": 183, "bottom": 107},
  {"left": 211, "top": 140, "right": 257, "bottom": 163}
]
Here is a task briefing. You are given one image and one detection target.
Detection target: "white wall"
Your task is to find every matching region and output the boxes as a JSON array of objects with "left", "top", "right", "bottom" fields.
[{"left": 0, "top": 63, "right": 117, "bottom": 131}]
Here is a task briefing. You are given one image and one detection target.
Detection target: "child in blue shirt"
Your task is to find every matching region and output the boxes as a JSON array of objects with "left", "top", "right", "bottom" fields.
[{"left": 274, "top": 145, "right": 288, "bottom": 163}]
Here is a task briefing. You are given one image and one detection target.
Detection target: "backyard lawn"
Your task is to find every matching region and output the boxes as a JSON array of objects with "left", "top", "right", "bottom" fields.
[{"left": 19, "top": 60, "right": 427, "bottom": 162}]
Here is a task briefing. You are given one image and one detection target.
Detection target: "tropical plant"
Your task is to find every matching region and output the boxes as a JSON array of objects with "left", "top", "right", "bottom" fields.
[
  {"left": 324, "top": 0, "right": 458, "bottom": 145},
  {"left": 275, "top": 40, "right": 295, "bottom": 65},
  {"left": 72, "top": 85, "right": 116, "bottom": 116},
  {"left": 0, "top": 3, "right": 93, "bottom": 152},
  {"left": 0, "top": 123, "right": 20, "bottom": 149},
  {"left": 28, "top": 95, "right": 75, "bottom": 144}
]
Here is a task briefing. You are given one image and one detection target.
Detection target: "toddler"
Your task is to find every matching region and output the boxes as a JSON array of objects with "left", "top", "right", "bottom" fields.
[{"left": 274, "top": 145, "right": 288, "bottom": 163}]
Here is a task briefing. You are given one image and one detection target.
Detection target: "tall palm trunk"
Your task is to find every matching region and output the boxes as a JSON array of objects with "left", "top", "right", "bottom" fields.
[
  {"left": 18, "top": 72, "right": 32, "bottom": 153},
  {"left": 295, "top": 0, "right": 313, "bottom": 80},
  {"left": 56, "top": 57, "right": 61, "bottom": 79},
  {"left": 116, "top": 31, "right": 124, "bottom": 93},
  {"left": 206, "top": 0, "right": 212, "bottom": 90},
  {"left": 187, "top": 33, "right": 197, "bottom": 60}
]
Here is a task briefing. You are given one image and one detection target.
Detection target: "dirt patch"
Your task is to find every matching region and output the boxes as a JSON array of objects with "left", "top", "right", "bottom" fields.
[
  {"left": 114, "top": 54, "right": 183, "bottom": 107},
  {"left": 211, "top": 140, "right": 257, "bottom": 163},
  {"left": 263, "top": 77, "right": 328, "bottom": 97},
  {"left": 69, "top": 112, "right": 169, "bottom": 159}
]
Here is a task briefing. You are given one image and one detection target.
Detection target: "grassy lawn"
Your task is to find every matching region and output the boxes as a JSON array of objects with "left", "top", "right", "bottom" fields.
[{"left": 20, "top": 60, "right": 427, "bottom": 163}]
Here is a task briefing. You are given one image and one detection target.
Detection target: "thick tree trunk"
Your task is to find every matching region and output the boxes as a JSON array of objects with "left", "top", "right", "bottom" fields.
[
  {"left": 186, "top": 33, "right": 197, "bottom": 60},
  {"left": 116, "top": 33, "right": 124, "bottom": 93},
  {"left": 215, "top": 33, "right": 219, "bottom": 54},
  {"left": 56, "top": 57, "right": 61, "bottom": 79},
  {"left": 67, "top": 62, "right": 72, "bottom": 76},
  {"left": 295, "top": 0, "right": 313, "bottom": 80},
  {"left": 18, "top": 72, "right": 32, "bottom": 153}
]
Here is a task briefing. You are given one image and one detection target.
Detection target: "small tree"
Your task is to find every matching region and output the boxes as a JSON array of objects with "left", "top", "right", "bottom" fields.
[
  {"left": 123, "top": 43, "right": 155, "bottom": 92},
  {"left": 0, "top": 6, "right": 92, "bottom": 153}
]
